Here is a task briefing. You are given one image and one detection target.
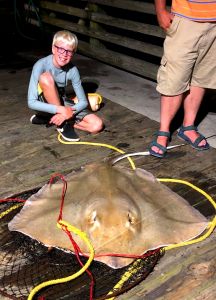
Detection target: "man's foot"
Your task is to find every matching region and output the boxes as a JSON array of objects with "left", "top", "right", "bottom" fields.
[
  {"left": 177, "top": 125, "right": 209, "bottom": 150},
  {"left": 30, "top": 114, "right": 51, "bottom": 126},
  {"left": 57, "top": 122, "right": 80, "bottom": 142},
  {"left": 149, "top": 131, "right": 170, "bottom": 158}
]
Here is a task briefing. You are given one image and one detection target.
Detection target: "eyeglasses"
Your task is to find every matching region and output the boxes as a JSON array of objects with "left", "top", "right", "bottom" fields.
[{"left": 54, "top": 45, "right": 74, "bottom": 57}]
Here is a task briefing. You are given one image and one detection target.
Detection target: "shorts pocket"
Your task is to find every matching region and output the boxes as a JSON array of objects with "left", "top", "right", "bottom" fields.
[
  {"left": 160, "top": 56, "right": 167, "bottom": 66},
  {"left": 166, "top": 15, "right": 181, "bottom": 36},
  {"left": 157, "top": 56, "right": 168, "bottom": 84}
]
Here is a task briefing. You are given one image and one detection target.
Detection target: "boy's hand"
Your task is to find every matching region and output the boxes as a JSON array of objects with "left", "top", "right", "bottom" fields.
[
  {"left": 50, "top": 106, "right": 75, "bottom": 126},
  {"left": 50, "top": 113, "right": 66, "bottom": 126},
  {"left": 58, "top": 106, "right": 75, "bottom": 119}
]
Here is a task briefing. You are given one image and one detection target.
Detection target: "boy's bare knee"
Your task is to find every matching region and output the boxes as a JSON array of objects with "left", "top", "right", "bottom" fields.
[
  {"left": 39, "top": 72, "right": 55, "bottom": 89},
  {"left": 90, "top": 119, "right": 103, "bottom": 134}
]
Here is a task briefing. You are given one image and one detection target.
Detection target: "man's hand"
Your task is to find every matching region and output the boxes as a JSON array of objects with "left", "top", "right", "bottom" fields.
[
  {"left": 154, "top": 0, "right": 174, "bottom": 31},
  {"left": 50, "top": 106, "right": 75, "bottom": 126},
  {"left": 157, "top": 9, "right": 174, "bottom": 31}
]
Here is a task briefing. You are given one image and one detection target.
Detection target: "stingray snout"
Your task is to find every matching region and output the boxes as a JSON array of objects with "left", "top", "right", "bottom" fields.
[{"left": 98, "top": 254, "right": 134, "bottom": 269}]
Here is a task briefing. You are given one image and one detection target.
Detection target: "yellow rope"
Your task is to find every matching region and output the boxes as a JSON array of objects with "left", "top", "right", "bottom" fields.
[
  {"left": 158, "top": 178, "right": 216, "bottom": 251},
  {"left": 0, "top": 198, "right": 95, "bottom": 300},
  {"left": 57, "top": 135, "right": 216, "bottom": 299},
  {"left": 106, "top": 258, "right": 142, "bottom": 299},
  {"left": 57, "top": 134, "right": 136, "bottom": 170},
  {"left": 106, "top": 179, "right": 216, "bottom": 299},
  {"left": 27, "top": 220, "right": 95, "bottom": 300},
  {"left": 0, "top": 203, "right": 23, "bottom": 219},
  {"left": 1, "top": 137, "right": 215, "bottom": 300},
  {"left": 26, "top": 136, "right": 137, "bottom": 299}
]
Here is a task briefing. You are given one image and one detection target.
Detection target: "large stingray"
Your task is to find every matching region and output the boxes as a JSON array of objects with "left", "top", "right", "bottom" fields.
[{"left": 8, "top": 162, "right": 208, "bottom": 269}]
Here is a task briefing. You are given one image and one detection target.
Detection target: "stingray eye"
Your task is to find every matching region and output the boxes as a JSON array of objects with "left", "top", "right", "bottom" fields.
[
  {"left": 88, "top": 210, "right": 97, "bottom": 224},
  {"left": 128, "top": 212, "right": 135, "bottom": 225},
  {"left": 93, "top": 211, "right": 97, "bottom": 222}
]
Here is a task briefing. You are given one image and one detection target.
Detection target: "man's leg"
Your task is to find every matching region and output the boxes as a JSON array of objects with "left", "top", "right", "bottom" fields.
[
  {"left": 181, "top": 86, "right": 207, "bottom": 147},
  {"left": 151, "top": 93, "right": 183, "bottom": 155}
]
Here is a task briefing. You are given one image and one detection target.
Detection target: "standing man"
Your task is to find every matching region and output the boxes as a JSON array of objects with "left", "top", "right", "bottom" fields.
[{"left": 149, "top": 0, "right": 216, "bottom": 158}]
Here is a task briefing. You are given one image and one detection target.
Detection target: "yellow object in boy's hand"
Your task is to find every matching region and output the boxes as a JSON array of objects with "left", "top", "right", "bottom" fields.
[
  {"left": 72, "top": 93, "right": 102, "bottom": 111},
  {"left": 88, "top": 93, "right": 102, "bottom": 111}
]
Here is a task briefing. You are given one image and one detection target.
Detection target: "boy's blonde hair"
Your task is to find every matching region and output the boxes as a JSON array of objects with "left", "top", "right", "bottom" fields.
[{"left": 52, "top": 30, "right": 78, "bottom": 52}]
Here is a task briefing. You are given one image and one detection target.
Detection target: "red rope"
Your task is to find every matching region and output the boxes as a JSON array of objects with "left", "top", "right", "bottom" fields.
[
  {"left": 61, "top": 224, "right": 94, "bottom": 300},
  {"left": 48, "top": 173, "right": 67, "bottom": 222},
  {"left": 49, "top": 173, "right": 95, "bottom": 300},
  {"left": 1, "top": 174, "right": 162, "bottom": 300},
  {"left": 94, "top": 248, "right": 161, "bottom": 259},
  {"left": 0, "top": 198, "right": 26, "bottom": 203}
]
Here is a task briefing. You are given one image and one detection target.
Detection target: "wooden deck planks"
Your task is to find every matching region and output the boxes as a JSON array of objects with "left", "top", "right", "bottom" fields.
[{"left": 0, "top": 63, "right": 215, "bottom": 300}]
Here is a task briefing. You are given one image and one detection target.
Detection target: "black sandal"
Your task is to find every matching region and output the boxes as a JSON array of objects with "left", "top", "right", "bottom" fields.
[
  {"left": 149, "top": 131, "right": 170, "bottom": 158},
  {"left": 177, "top": 125, "right": 209, "bottom": 151}
]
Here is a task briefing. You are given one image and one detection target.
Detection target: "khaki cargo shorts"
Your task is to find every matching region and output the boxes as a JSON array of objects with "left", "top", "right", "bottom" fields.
[{"left": 157, "top": 16, "right": 216, "bottom": 96}]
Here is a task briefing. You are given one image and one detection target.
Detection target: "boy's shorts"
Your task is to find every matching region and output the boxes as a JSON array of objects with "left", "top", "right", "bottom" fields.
[
  {"left": 37, "top": 85, "right": 91, "bottom": 123},
  {"left": 157, "top": 16, "right": 216, "bottom": 96}
]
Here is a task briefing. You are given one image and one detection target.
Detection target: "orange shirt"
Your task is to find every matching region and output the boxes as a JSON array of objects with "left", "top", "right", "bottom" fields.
[{"left": 172, "top": 0, "right": 216, "bottom": 21}]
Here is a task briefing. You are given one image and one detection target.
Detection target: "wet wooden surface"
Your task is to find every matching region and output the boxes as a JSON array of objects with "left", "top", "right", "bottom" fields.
[{"left": 0, "top": 55, "right": 215, "bottom": 299}]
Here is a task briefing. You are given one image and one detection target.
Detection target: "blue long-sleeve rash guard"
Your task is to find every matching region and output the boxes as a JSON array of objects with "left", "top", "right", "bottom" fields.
[{"left": 28, "top": 55, "right": 88, "bottom": 115}]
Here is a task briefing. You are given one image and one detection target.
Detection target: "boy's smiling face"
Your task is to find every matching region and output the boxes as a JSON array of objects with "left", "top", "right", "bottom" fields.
[{"left": 52, "top": 41, "right": 74, "bottom": 68}]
